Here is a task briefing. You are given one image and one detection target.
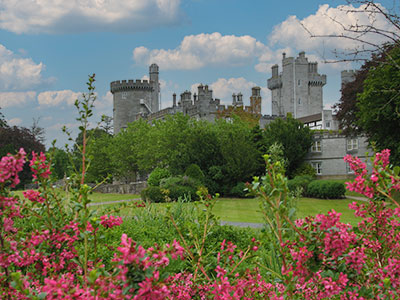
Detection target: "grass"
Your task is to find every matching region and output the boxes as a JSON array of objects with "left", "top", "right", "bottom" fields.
[
  {"left": 12, "top": 188, "right": 364, "bottom": 227},
  {"left": 102, "top": 196, "right": 364, "bottom": 227},
  {"left": 12, "top": 189, "right": 140, "bottom": 203},
  {"left": 213, "top": 197, "right": 364, "bottom": 227}
]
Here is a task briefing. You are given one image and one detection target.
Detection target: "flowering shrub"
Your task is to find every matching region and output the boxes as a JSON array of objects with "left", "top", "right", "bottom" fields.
[
  {"left": 2, "top": 74, "right": 400, "bottom": 298},
  {"left": 2, "top": 144, "right": 400, "bottom": 299}
]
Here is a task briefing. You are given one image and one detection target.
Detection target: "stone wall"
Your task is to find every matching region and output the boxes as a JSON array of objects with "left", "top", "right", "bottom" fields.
[{"left": 94, "top": 181, "right": 147, "bottom": 194}]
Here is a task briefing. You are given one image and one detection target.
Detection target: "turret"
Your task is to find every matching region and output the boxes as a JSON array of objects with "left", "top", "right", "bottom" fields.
[
  {"left": 232, "top": 93, "right": 237, "bottom": 105},
  {"left": 149, "top": 63, "right": 159, "bottom": 83},
  {"left": 173, "top": 93, "right": 177, "bottom": 107},
  {"left": 149, "top": 63, "right": 160, "bottom": 112},
  {"left": 237, "top": 93, "right": 243, "bottom": 106}
]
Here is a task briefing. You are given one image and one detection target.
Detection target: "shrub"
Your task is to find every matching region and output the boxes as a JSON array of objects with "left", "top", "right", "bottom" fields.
[
  {"left": 306, "top": 180, "right": 346, "bottom": 199},
  {"left": 147, "top": 167, "right": 171, "bottom": 187},
  {"left": 184, "top": 164, "right": 205, "bottom": 183},
  {"left": 292, "top": 162, "right": 316, "bottom": 178},
  {"left": 229, "top": 182, "right": 249, "bottom": 198},
  {"left": 160, "top": 175, "right": 202, "bottom": 201},
  {"left": 287, "top": 175, "right": 314, "bottom": 196},
  {"left": 140, "top": 186, "right": 166, "bottom": 203}
]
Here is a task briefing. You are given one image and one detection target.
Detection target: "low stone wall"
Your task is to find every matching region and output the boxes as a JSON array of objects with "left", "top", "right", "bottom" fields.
[{"left": 94, "top": 181, "right": 147, "bottom": 194}]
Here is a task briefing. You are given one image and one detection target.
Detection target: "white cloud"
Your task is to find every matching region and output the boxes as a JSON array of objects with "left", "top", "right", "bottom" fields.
[
  {"left": 0, "top": 91, "right": 36, "bottom": 108},
  {"left": 0, "top": 0, "right": 183, "bottom": 34},
  {"left": 133, "top": 32, "right": 269, "bottom": 70},
  {"left": 0, "top": 44, "right": 50, "bottom": 90},
  {"left": 7, "top": 117, "right": 22, "bottom": 126},
  {"left": 268, "top": 3, "right": 396, "bottom": 59},
  {"left": 38, "top": 90, "right": 80, "bottom": 107}
]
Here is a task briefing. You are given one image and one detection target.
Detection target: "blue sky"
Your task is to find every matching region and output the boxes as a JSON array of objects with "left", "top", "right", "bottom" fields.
[{"left": 0, "top": 0, "right": 395, "bottom": 148}]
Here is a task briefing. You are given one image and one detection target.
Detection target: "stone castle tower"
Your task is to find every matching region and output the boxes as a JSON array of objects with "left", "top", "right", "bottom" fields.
[
  {"left": 267, "top": 51, "right": 326, "bottom": 118},
  {"left": 110, "top": 63, "right": 160, "bottom": 134}
]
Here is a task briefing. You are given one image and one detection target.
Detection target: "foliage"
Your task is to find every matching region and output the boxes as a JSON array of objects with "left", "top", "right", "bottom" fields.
[
  {"left": 0, "top": 125, "right": 45, "bottom": 186},
  {"left": 184, "top": 164, "right": 205, "bottom": 184},
  {"left": 147, "top": 167, "right": 171, "bottom": 187},
  {"left": 47, "top": 146, "right": 72, "bottom": 180},
  {"left": 214, "top": 116, "right": 260, "bottom": 192},
  {"left": 292, "top": 162, "right": 316, "bottom": 178},
  {"left": 0, "top": 107, "right": 7, "bottom": 128},
  {"left": 140, "top": 186, "right": 166, "bottom": 203},
  {"left": 160, "top": 175, "right": 202, "bottom": 201},
  {"left": 263, "top": 115, "right": 313, "bottom": 178},
  {"left": 287, "top": 175, "right": 314, "bottom": 196},
  {"left": 356, "top": 45, "right": 400, "bottom": 165},
  {"left": 306, "top": 180, "right": 346, "bottom": 199},
  {"left": 229, "top": 182, "right": 250, "bottom": 198},
  {"left": 85, "top": 129, "right": 114, "bottom": 183}
]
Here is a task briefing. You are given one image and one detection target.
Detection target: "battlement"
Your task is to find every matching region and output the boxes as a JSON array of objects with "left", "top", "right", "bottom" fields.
[
  {"left": 308, "top": 74, "right": 327, "bottom": 86},
  {"left": 110, "top": 79, "right": 154, "bottom": 93},
  {"left": 267, "top": 77, "right": 282, "bottom": 90}
]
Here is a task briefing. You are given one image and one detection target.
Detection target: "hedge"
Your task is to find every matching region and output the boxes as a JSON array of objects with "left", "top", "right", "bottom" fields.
[{"left": 306, "top": 180, "right": 346, "bottom": 199}]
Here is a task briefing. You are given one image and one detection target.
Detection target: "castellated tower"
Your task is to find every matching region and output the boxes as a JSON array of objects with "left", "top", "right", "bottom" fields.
[
  {"left": 341, "top": 70, "right": 356, "bottom": 88},
  {"left": 267, "top": 51, "right": 326, "bottom": 118},
  {"left": 111, "top": 64, "right": 160, "bottom": 134}
]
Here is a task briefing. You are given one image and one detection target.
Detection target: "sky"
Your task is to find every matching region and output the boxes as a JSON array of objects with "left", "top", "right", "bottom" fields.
[{"left": 0, "top": 0, "right": 396, "bottom": 148}]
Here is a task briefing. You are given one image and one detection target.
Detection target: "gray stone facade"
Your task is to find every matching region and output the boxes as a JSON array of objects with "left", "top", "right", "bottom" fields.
[
  {"left": 268, "top": 51, "right": 326, "bottom": 119},
  {"left": 305, "top": 132, "right": 371, "bottom": 179},
  {"left": 111, "top": 65, "right": 263, "bottom": 128},
  {"left": 111, "top": 64, "right": 160, "bottom": 134}
]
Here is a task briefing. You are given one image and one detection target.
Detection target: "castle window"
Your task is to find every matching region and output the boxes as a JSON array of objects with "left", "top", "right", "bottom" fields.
[
  {"left": 325, "top": 121, "right": 331, "bottom": 128},
  {"left": 122, "top": 92, "right": 128, "bottom": 99},
  {"left": 347, "top": 138, "right": 358, "bottom": 150},
  {"left": 298, "top": 79, "right": 301, "bottom": 86},
  {"left": 346, "top": 163, "right": 354, "bottom": 174},
  {"left": 311, "top": 140, "right": 321, "bottom": 152},
  {"left": 311, "top": 162, "right": 322, "bottom": 175},
  {"left": 298, "top": 98, "right": 301, "bottom": 104}
]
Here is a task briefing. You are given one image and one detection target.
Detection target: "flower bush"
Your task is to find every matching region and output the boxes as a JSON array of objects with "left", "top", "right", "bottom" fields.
[
  {"left": 2, "top": 145, "right": 400, "bottom": 299},
  {"left": 2, "top": 75, "right": 400, "bottom": 298}
]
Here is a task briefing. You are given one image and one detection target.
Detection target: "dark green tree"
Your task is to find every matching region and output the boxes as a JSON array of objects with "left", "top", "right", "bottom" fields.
[
  {"left": 263, "top": 116, "right": 313, "bottom": 178},
  {"left": 0, "top": 107, "right": 7, "bottom": 128},
  {"left": 356, "top": 45, "right": 400, "bottom": 165},
  {"left": 48, "top": 147, "right": 72, "bottom": 180}
]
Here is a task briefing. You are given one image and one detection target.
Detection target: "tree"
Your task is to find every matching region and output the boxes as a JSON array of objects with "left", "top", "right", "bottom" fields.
[
  {"left": 48, "top": 147, "right": 72, "bottom": 180},
  {"left": 356, "top": 45, "right": 400, "bottom": 164},
  {"left": 214, "top": 116, "right": 260, "bottom": 191},
  {"left": 30, "top": 117, "right": 46, "bottom": 144},
  {"left": 263, "top": 116, "right": 313, "bottom": 178},
  {"left": 0, "top": 107, "right": 7, "bottom": 128},
  {"left": 334, "top": 43, "right": 395, "bottom": 135}
]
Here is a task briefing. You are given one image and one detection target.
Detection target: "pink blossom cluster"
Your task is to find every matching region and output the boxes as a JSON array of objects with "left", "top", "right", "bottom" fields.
[
  {"left": 2, "top": 149, "right": 400, "bottom": 299},
  {"left": 23, "top": 189, "right": 46, "bottom": 203},
  {"left": 29, "top": 151, "right": 51, "bottom": 180},
  {"left": 0, "top": 148, "right": 25, "bottom": 187},
  {"left": 100, "top": 214, "right": 123, "bottom": 228}
]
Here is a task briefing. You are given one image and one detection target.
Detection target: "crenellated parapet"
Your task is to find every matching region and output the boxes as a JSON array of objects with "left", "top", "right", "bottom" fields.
[
  {"left": 110, "top": 79, "right": 154, "bottom": 93},
  {"left": 308, "top": 74, "right": 327, "bottom": 86}
]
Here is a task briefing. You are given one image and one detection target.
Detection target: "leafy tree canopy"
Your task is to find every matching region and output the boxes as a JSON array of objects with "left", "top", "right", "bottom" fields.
[
  {"left": 356, "top": 44, "right": 400, "bottom": 165},
  {"left": 263, "top": 116, "right": 313, "bottom": 178}
]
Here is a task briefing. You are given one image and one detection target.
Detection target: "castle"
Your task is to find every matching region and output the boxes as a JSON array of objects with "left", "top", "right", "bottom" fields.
[
  {"left": 111, "top": 52, "right": 369, "bottom": 178},
  {"left": 111, "top": 64, "right": 263, "bottom": 134}
]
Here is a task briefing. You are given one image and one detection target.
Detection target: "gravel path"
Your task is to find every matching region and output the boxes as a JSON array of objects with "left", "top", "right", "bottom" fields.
[
  {"left": 346, "top": 195, "right": 368, "bottom": 202},
  {"left": 88, "top": 198, "right": 141, "bottom": 207}
]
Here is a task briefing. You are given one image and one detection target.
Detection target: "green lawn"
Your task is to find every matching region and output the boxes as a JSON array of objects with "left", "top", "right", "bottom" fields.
[
  {"left": 11, "top": 188, "right": 365, "bottom": 227},
  {"left": 213, "top": 197, "right": 364, "bottom": 226},
  {"left": 11, "top": 189, "right": 139, "bottom": 203}
]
